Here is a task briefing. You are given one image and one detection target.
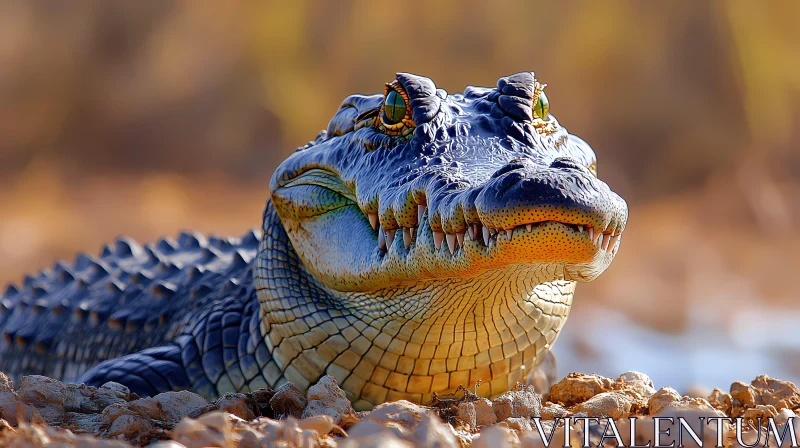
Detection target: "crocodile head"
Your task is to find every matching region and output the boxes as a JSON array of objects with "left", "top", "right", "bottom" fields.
[{"left": 270, "top": 72, "right": 628, "bottom": 292}]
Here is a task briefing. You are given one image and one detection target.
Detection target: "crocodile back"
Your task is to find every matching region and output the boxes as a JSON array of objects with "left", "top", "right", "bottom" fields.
[{"left": 0, "top": 228, "right": 261, "bottom": 383}]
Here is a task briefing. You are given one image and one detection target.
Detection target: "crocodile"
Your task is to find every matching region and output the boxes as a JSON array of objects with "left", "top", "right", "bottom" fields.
[{"left": 0, "top": 72, "right": 627, "bottom": 410}]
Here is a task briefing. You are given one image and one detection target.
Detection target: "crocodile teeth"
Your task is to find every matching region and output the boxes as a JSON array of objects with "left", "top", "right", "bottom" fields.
[
  {"left": 526, "top": 224, "right": 533, "bottom": 232},
  {"left": 378, "top": 226, "right": 386, "bottom": 250},
  {"left": 417, "top": 205, "right": 427, "bottom": 227},
  {"left": 403, "top": 228, "right": 414, "bottom": 250},
  {"left": 587, "top": 227, "right": 594, "bottom": 242},
  {"left": 505, "top": 229, "right": 514, "bottom": 240},
  {"left": 456, "top": 232, "right": 465, "bottom": 247},
  {"left": 433, "top": 231, "right": 444, "bottom": 250},
  {"left": 367, "top": 213, "right": 378, "bottom": 230},
  {"left": 385, "top": 229, "right": 397, "bottom": 248},
  {"left": 468, "top": 223, "right": 480, "bottom": 242},
  {"left": 602, "top": 233, "right": 611, "bottom": 250},
  {"left": 446, "top": 234, "right": 456, "bottom": 254},
  {"left": 609, "top": 234, "right": 621, "bottom": 250},
  {"left": 578, "top": 225, "right": 584, "bottom": 234},
  {"left": 482, "top": 227, "right": 491, "bottom": 246}
]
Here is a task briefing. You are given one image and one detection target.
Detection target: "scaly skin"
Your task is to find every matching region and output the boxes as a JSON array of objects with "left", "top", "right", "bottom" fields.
[{"left": 0, "top": 72, "right": 627, "bottom": 410}]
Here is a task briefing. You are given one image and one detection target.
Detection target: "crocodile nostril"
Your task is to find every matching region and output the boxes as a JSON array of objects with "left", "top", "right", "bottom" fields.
[
  {"left": 549, "top": 157, "right": 586, "bottom": 171},
  {"left": 490, "top": 158, "right": 531, "bottom": 179}
]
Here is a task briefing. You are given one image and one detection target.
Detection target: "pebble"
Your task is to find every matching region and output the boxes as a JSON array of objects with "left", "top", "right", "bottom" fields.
[
  {"left": 647, "top": 386, "right": 682, "bottom": 415},
  {"left": 17, "top": 375, "right": 66, "bottom": 425},
  {"left": 342, "top": 420, "right": 412, "bottom": 448},
  {"left": 301, "top": 374, "right": 355, "bottom": 425},
  {"left": 493, "top": 383, "right": 542, "bottom": 421},
  {"left": 366, "top": 400, "right": 429, "bottom": 431},
  {"left": 0, "top": 370, "right": 795, "bottom": 447},
  {"left": 572, "top": 391, "right": 633, "bottom": 419},
  {"left": 456, "top": 401, "right": 476, "bottom": 428},
  {"left": 618, "top": 371, "right": 656, "bottom": 397},
  {"left": 152, "top": 390, "right": 210, "bottom": 423},
  {"left": 214, "top": 392, "right": 256, "bottom": 421},
  {"left": 751, "top": 375, "right": 800, "bottom": 409},
  {"left": 474, "top": 397, "right": 497, "bottom": 426},
  {"left": 472, "top": 425, "right": 519, "bottom": 447},
  {"left": 269, "top": 382, "right": 307, "bottom": 418},
  {"left": 549, "top": 373, "right": 614, "bottom": 406},
  {"left": 500, "top": 416, "right": 533, "bottom": 435},
  {"left": 65, "top": 383, "right": 128, "bottom": 414}
]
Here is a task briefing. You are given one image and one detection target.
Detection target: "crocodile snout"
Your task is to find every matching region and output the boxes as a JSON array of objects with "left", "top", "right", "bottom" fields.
[{"left": 474, "top": 156, "right": 628, "bottom": 250}]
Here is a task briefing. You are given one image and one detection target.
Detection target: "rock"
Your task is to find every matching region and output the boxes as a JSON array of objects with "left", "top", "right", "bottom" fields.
[
  {"left": 2, "top": 369, "right": 797, "bottom": 447},
  {"left": 126, "top": 397, "right": 164, "bottom": 420},
  {"left": 540, "top": 403, "right": 568, "bottom": 419},
  {"left": 776, "top": 408, "right": 796, "bottom": 424},
  {"left": 751, "top": 375, "right": 800, "bottom": 409},
  {"left": 0, "top": 373, "right": 13, "bottom": 393},
  {"left": 269, "top": 382, "right": 307, "bottom": 419},
  {"left": 707, "top": 387, "right": 732, "bottom": 413},
  {"left": 549, "top": 373, "right": 614, "bottom": 406},
  {"left": 493, "top": 383, "right": 541, "bottom": 421},
  {"left": 501, "top": 417, "right": 534, "bottom": 435},
  {"left": 106, "top": 413, "right": 154, "bottom": 439},
  {"left": 618, "top": 371, "right": 656, "bottom": 397},
  {"left": 172, "top": 412, "right": 231, "bottom": 448},
  {"left": 0, "top": 422, "right": 133, "bottom": 447},
  {"left": 248, "top": 387, "right": 275, "bottom": 418},
  {"left": 573, "top": 391, "right": 633, "bottom": 419},
  {"left": 457, "top": 401, "right": 476, "bottom": 428},
  {"left": 730, "top": 381, "right": 758, "bottom": 408},
  {"left": 367, "top": 400, "right": 429, "bottom": 429},
  {"left": 295, "top": 414, "right": 342, "bottom": 436},
  {"left": 744, "top": 404, "right": 778, "bottom": 423},
  {"left": 473, "top": 398, "right": 497, "bottom": 426},
  {"left": 100, "top": 401, "right": 161, "bottom": 443},
  {"left": 152, "top": 390, "right": 210, "bottom": 423},
  {"left": 62, "top": 411, "right": 105, "bottom": 433},
  {"left": 65, "top": 383, "right": 128, "bottom": 414},
  {"left": 301, "top": 374, "right": 355, "bottom": 425},
  {"left": 100, "top": 382, "right": 131, "bottom": 400},
  {"left": 652, "top": 396, "right": 725, "bottom": 418},
  {"left": 17, "top": 375, "right": 66, "bottom": 425},
  {"left": 96, "top": 391, "right": 207, "bottom": 443},
  {"left": 409, "top": 412, "right": 459, "bottom": 447},
  {"left": 647, "top": 387, "right": 682, "bottom": 415},
  {"left": 473, "top": 425, "right": 519, "bottom": 447},
  {"left": 452, "top": 427, "right": 476, "bottom": 447},
  {"left": 0, "top": 390, "right": 44, "bottom": 426},
  {"left": 215, "top": 392, "right": 256, "bottom": 421},
  {"left": 342, "top": 420, "right": 412, "bottom": 448},
  {"left": 251, "top": 416, "right": 332, "bottom": 447}
]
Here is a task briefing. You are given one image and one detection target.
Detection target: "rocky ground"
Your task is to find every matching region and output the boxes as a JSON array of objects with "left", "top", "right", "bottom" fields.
[{"left": 0, "top": 371, "right": 797, "bottom": 447}]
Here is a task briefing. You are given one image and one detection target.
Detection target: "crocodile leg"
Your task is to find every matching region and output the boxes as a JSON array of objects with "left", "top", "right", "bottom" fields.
[{"left": 79, "top": 344, "right": 191, "bottom": 397}]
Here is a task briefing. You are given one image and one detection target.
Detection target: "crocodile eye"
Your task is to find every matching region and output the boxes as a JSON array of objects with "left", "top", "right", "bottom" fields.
[
  {"left": 534, "top": 91, "right": 549, "bottom": 120},
  {"left": 383, "top": 90, "right": 406, "bottom": 124}
]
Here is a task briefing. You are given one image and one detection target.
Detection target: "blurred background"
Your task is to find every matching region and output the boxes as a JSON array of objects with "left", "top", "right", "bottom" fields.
[{"left": 1, "top": 1, "right": 799, "bottom": 393}]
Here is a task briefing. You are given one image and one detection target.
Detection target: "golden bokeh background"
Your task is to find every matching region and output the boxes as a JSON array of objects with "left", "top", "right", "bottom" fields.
[{"left": 1, "top": 1, "right": 799, "bottom": 390}]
